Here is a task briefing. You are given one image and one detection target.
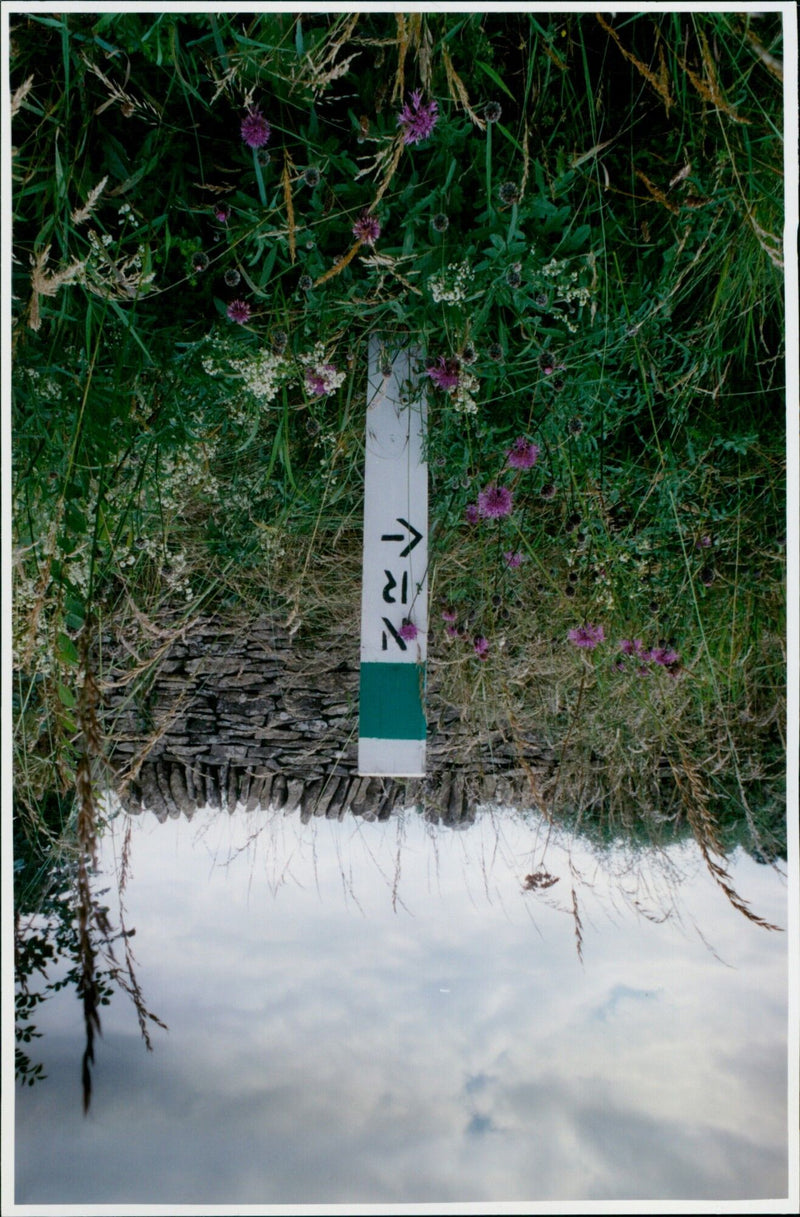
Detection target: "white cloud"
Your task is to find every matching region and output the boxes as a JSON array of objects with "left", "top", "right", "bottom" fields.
[{"left": 14, "top": 806, "right": 790, "bottom": 1207}]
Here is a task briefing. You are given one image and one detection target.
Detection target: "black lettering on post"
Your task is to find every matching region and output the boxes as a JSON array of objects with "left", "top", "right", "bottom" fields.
[
  {"left": 381, "top": 617, "right": 407, "bottom": 651},
  {"left": 382, "top": 570, "right": 397, "bottom": 603}
]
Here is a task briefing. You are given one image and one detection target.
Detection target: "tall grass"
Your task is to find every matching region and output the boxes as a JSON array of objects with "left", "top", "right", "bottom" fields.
[{"left": 11, "top": 10, "right": 786, "bottom": 876}]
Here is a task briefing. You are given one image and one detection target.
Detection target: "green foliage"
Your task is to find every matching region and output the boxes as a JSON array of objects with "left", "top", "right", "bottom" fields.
[{"left": 11, "top": 10, "right": 786, "bottom": 862}]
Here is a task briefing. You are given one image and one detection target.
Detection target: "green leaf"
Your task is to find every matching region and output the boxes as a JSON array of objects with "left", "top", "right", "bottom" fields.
[
  {"left": 475, "top": 59, "right": 516, "bottom": 102},
  {"left": 65, "top": 503, "right": 86, "bottom": 535},
  {"left": 57, "top": 633, "right": 80, "bottom": 666},
  {"left": 57, "top": 682, "right": 77, "bottom": 708}
]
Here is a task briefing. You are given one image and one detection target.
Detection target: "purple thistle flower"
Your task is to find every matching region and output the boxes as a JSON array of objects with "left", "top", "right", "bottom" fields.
[
  {"left": 441, "top": 608, "right": 458, "bottom": 623},
  {"left": 474, "top": 635, "right": 489, "bottom": 660},
  {"left": 352, "top": 212, "right": 381, "bottom": 245},
  {"left": 426, "top": 356, "right": 460, "bottom": 392},
  {"left": 241, "top": 106, "right": 271, "bottom": 149},
  {"left": 504, "top": 551, "right": 523, "bottom": 568},
  {"left": 506, "top": 437, "right": 540, "bottom": 470},
  {"left": 477, "top": 483, "right": 513, "bottom": 519},
  {"left": 227, "top": 299, "right": 251, "bottom": 324},
  {"left": 397, "top": 90, "right": 439, "bottom": 145},
  {"left": 445, "top": 624, "right": 458, "bottom": 638},
  {"left": 398, "top": 621, "right": 418, "bottom": 642},
  {"left": 568, "top": 623, "right": 605, "bottom": 649},
  {"left": 619, "top": 638, "right": 645, "bottom": 657},
  {"left": 465, "top": 503, "right": 480, "bottom": 525}
]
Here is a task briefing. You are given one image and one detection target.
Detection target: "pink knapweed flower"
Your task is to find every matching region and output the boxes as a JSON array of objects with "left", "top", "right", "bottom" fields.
[
  {"left": 465, "top": 503, "right": 480, "bottom": 525},
  {"left": 650, "top": 646, "right": 680, "bottom": 668},
  {"left": 568, "top": 623, "right": 605, "bottom": 649},
  {"left": 474, "top": 635, "right": 489, "bottom": 660},
  {"left": 426, "top": 356, "right": 460, "bottom": 393},
  {"left": 506, "top": 437, "right": 540, "bottom": 470},
  {"left": 446, "top": 624, "right": 458, "bottom": 638},
  {"left": 227, "top": 299, "right": 251, "bottom": 324},
  {"left": 397, "top": 90, "right": 439, "bottom": 144},
  {"left": 619, "top": 638, "right": 645, "bottom": 657},
  {"left": 441, "top": 608, "right": 458, "bottom": 623},
  {"left": 477, "top": 484, "right": 513, "bottom": 519},
  {"left": 399, "top": 621, "right": 418, "bottom": 642},
  {"left": 504, "top": 551, "right": 523, "bottom": 568},
  {"left": 352, "top": 212, "right": 381, "bottom": 245},
  {"left": 241, "top": 106, "right": 271, "bottom": 149}
]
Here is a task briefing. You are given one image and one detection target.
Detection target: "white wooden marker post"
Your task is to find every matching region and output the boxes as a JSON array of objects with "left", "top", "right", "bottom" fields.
[{"left": 358, "top": 337, "right": 428, "bottom": 777}]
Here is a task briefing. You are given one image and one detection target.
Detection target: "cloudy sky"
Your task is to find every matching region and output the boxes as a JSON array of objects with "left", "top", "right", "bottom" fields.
[{"left": 11, "top": 802, "right": 791, "bottom": 1212}]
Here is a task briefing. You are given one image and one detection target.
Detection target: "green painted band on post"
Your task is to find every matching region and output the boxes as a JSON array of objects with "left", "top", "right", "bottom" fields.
[{"left": 359, "top": 662, "right": 426, "bottom": 740}]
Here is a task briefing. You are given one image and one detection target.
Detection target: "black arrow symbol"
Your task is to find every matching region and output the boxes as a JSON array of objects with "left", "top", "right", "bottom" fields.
[{"left": 381, "top": 517, "right": 422, "bottom": 557}]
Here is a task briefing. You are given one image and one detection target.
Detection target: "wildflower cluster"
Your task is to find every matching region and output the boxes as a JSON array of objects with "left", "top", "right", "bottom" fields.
[
  {"left": 228, "top": 349, "right": 288, "bottom": 406},
  {"left": 440, "top": 607, "right": 491, "bottom": 662},
  {"left": 453, "top": 370, "right": 480, "bottom": 415},
  {"left": 84, "top": 228, "right": 155, "bottom": 299},
  {"left": 616, "top": 638, "right": 681, "bottom": 677},
  {"left": 530, "top": 255, "right": 593, "bottom": 332},
  {"left": 566, "top": 626, "right": 681, "bottom": 677},
  {"left": 11, "top": 10, "right": 783, "bottom": 877},
  {"left": 428, "top": 261, "right": 475, "bottom": 304},
  {"left": 301, "top": 345, "right": 346, "bottom": 397}
]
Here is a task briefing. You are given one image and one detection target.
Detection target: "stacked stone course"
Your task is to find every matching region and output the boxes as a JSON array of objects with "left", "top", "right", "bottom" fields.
[{"left": 102, "top": 615, "right": 555, "bottom": 826}]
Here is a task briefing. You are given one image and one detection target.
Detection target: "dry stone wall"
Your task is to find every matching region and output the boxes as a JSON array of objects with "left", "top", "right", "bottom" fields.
[{"left": 103, "top": 614, "right": 555, "bottom": 827}]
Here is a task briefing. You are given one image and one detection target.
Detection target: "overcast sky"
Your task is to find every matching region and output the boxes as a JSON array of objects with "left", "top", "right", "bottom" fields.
[{"left": 12, "top": 802, "right": 791, "bottom": 1212}]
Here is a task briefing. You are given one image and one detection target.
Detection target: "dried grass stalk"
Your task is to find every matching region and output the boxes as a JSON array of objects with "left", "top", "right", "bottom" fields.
[
  {"left": 296, "top": 12, "right": 359, "bottom": 95},
  {"left": 669, "top": 751, "right": 782, "bottom": 932},
  {"left": 442, "top": 45, "right": 486, "bottom": 131},
  {"left": 635, "top": 169, "right": 680, "bottom": 214},
  {"left": 571, "top": 887, "right": 584, "bottom": 963},
  {"left": 393, "top": 13, "right": 409, "bottom": 103},
  {"left": 71, "top": 176, "right": 109, "bottom": 225},
  {"left": 28, "top": 246, "right": 85, "bottom": 331},
  {"left": 745, "top": 28, "right": 783, "bottom": 81},
  {"left": 11, "top": 75, "right": 34, "bottom": 118},
  {"left": 371, "top": 136, "right": 406, "bottom": 210},
  {"left": 76, "top": 629, "right": 105, "bottom": 1113},
  {"left": 282, "top": 152, "right": 296, "bottom": 264},
  {"left": 597, "top": 13, "right": 673, "bottom": 114},
  {"left": 681, "top": 29, "right": 751, "bottom": 124},
  {"left": 313, "top": 240, "right": 363, "bottom": 287}
]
